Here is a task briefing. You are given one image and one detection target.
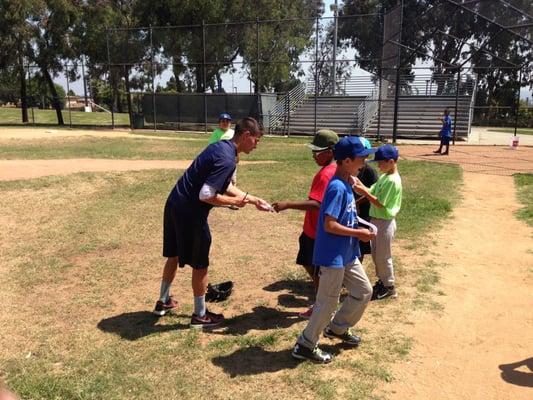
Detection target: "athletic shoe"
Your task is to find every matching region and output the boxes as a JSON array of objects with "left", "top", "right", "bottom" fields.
[
  {"left": 190, "top": 309, "right": 224, "bottom": 329},
  {"left": 291, "top": 343, "right": 332, "bottom": 364},
  {"left": 298, "top": 305, "right": 314, "bottom": 319},
  {"left": 371, "top": 284, "right": 398, "bottom": 301},
  {"left": 323, "top": 326, "right": 361, "bottom": 346},
  {"left": 153, "top": 296, "right": 178, "bottom": 316}
]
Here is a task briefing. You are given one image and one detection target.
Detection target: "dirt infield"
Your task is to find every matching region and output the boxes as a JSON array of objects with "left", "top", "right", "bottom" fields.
[
  {"left": 387, "top": 172, "right": 533, "bottom": 400},
  {"left": 399, "top": 145, "right": 533, "bottom": 175},
  {"left": 0, "top": 159, "right": 275, "bottom": 181}
]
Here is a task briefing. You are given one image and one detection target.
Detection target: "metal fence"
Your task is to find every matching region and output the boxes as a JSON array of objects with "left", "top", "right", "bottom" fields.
[{"left": 1, "top": 2, "right": 531, "bottom": 142}]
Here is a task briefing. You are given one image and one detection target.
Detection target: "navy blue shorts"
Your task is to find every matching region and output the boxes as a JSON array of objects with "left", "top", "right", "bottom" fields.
[
  {"left": 163, "top": 199, "right": 211, "bottom": 269},
  {"left": 440, "top": 135, "right": 451, "bottom": 145},
  {"left": 296, "top": 232, "right": 318, "bottom": 270}
]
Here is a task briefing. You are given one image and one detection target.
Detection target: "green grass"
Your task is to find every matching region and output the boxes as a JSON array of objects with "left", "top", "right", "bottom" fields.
[
  {"left": 514, "top": 173, "right": 533, "bottom": 226},
  {"left": 0, "top": 136, "right": 463, "bottom": 400},
  {"left": 396, "top": 159, "right": 462, "bottom": 239},
  {"left": 487, "top": 127, "right": 533, "bottom": 136},
  {"left": 0, "top": 135, "right": 312, "bottom": 162},
  {"left": 0, "top": 107, "right": 130, "bottom": 126}
]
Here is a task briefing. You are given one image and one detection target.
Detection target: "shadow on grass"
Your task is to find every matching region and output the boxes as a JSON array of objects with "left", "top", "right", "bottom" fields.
[
  {"left": 218, "top": 306, "right": 301, "bottom": 335},
  {"left": 263, "top": 279, "right": 314, "bottom": 297},
  {"left": 97, "top": 311, "right": 189, "bottom": 341},
  {"left": 212, "top": 342, "right": 356, "bottom": 377},
  {"left": 212, "top": 346, "right": 299, "bottom": 377}
]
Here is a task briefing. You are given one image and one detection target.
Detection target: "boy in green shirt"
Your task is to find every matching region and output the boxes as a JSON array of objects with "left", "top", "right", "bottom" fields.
[
  {"left": 353, "top": 144, "right": 402, "bottom": 300},
  {"left": 208, "top": 113, "right": 234, "bottom": 144}
]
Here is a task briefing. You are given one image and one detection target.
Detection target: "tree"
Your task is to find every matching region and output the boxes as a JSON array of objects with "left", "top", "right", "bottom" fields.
[
  {"left": 0, "top": 0, "right": 43, "bottom": 122},
  {"left": 23, "top": 0, "right": 83, "bottom": 125}
]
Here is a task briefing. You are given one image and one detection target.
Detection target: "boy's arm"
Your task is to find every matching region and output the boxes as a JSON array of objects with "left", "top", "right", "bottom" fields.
[
  {"left": 272, "top": 199, "right": 320, "bottom": 212},
  {"left": 352, "top": 178, "right": 384, "bottom": 208},
  {"left": 323, "top": 215, "right": 375, "bottom": 242}
]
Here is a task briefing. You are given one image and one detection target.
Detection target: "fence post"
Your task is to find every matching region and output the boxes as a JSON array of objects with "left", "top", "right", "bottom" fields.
[
  {"left": 391, "top": 67, "right": 401, "bottom": 144},
  {"left": 65, "top": 65, "right": 72, "bottom": 128},
  {"left": 150, "top": 25, "right": 157, "bottom": 131},
  {"left": 287, "top": 90, "right": 291, "bottom": 136},
  {"left": 452, "top": 69, "right": 460, "bottom": 145},
  {"left": 202, "top": 21, "right": 207, "bottom": 134},
  {"left": 105, "top": 28, "right": 115, "bottom": 129},
  {"left": 314, "top": 16, "right": 319, "bottom": 134},
  {"left": 256, "top": 18, "right": 261, "bottom": 124},
  {"left": 514, "top": 68, "right": 522, "bottom": 137},
  {"left": 377, "top": 69, "right": 383, "bottom": 142}
]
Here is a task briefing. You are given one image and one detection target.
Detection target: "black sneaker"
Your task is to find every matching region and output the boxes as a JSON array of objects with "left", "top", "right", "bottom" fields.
[
  {"left": 323, "top": 326, "right": 361, "bottom": 346},
  {"left": 291, "top": 343, "right": 332, "bottom": 364},
  {"left": 153, "top": 296, "right": 178, "bottom": 316},
  {"left": 190, "top": 309, "right": 225, "bottom": 329},
  {"left": 371, "top": 284, "right": 397, "bottom": 301}
]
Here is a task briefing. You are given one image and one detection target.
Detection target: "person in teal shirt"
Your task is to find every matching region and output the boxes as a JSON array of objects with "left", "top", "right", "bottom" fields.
[
  {"left": 208, "top": 113, "right": 234, "bottom": 144},
  {"left": 353, "top": 144, "right": 402, "bottom": 300}
]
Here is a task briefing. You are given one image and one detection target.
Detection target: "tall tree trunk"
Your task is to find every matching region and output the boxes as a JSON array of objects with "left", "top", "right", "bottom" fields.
[
  {"left": 41, "top": 66, "right": 64, "bottom": 125},
  {"left": 124, "top": 66, "right": 133, "bottom": 128},
  {"left": 18, "top": 54, "right": 28, "bottom": 123}
]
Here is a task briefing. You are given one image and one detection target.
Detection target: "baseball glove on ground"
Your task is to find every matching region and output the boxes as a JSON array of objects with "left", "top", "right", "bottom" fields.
[{"left": 205, "top": 281, "right": 234, "bottom": 302}]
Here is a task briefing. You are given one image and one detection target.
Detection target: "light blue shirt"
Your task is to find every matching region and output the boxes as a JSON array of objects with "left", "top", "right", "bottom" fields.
[{"left": 313, "top": 177, "right": 360, "bottom": 268}]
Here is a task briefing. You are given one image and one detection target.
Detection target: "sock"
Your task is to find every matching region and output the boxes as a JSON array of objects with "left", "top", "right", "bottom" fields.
[
  {"left": 194, "top": 295, "right": 206, "bottom": 317},
  {"left": 159, "top": 280, "right": 171, "bottom": 303}
]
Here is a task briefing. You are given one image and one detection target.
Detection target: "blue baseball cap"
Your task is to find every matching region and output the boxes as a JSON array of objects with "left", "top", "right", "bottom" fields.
[
  {"left": 333, "top": 137, "right": 377, "bottom": 160},
  {"left": 372, "top": 144, "right": 399, "bottom": 161},
  {"left": 219, "top": 112, "right": 232, "bottom": 121}
]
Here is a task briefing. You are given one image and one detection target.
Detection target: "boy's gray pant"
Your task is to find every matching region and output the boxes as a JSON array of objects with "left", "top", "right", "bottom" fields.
[
  {"left": 370, "top": 217, "right": 397, "bottom": 287},
  {"left": 297, "top": 258, "right": 372, "bottom": 350}
]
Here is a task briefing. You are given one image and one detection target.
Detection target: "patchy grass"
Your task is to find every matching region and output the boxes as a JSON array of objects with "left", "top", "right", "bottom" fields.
[
  {"left": 513, "top": 173, "right": 533, "bottom": 227},
  {"left": 0, "top": 135, "right": 311, "bottom": 162},
  {"left": 0, "top": 136, "right": 462, "bottom": 399},
  {"left": 397, "top": 160, "right": 462, "bottom": 239},
  {"left": 0, "top": 107, "right": 129, "bottom": 126}
]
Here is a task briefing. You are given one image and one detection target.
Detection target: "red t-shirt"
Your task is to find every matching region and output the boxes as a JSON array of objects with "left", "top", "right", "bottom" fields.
[{"left": 303, "top": 163, "right": 336, "bottom": 239}]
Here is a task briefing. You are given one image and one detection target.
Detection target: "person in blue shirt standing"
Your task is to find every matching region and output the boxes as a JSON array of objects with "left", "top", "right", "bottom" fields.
[
  {"left": 153, "top": 117, "right": 272, "bottom": 329},
  {"left": 292, "top": 137, "right": 377, "bottom": 364},
  {"left": 434, "top": 108, "right": 452, "bottom": 155}
]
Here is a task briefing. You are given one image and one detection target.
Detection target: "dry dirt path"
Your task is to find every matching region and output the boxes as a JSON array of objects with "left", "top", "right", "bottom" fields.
[
  {"left": 387, "top": 172, "right": 533, "bottom": 399},
  {"left": 0, "top": 159, "right": 273, "bottom": 181}
]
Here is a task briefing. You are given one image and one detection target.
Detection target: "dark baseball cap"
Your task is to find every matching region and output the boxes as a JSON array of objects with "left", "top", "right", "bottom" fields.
[
  {"left": 307, "top": 129, "right": 339, "bottom": 151},
  {"left": 371, "top": 144, "right": 399, "bottom": 161},
  {"left": 333, "top": 136, "right": 377, "bottom": 160},
  {"left": 219, "top": 112, "right": 232, "bottom": 121}
]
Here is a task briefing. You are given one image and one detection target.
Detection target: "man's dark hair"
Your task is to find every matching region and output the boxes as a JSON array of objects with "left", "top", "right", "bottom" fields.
[{"left": 234, "top": 117, "right": 262, "bottom": 137}]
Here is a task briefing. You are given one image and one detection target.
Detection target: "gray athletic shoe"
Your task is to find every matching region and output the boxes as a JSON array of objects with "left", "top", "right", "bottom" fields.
[
  {"left": 291, "top": 343, "right": 332, "bottom": 364},
  {"left": 323, "top": 326, "right": 361, "bottom": 346}
]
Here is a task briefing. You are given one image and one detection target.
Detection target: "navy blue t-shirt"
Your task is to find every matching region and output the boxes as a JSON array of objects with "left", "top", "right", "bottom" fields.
[
  {"left": 313, "top": 176, "right": 361, "bottom": 268},
  {"left": 168, "top": 140, "right": 237, "bottom": 219}
]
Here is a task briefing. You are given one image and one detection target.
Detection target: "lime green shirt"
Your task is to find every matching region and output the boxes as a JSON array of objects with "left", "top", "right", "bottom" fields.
[
  {"left": 369, "top": 172, "right": 402, "bottom": 220},
  {"left": 208, "top": 128, "right": 235, "bottom": 144}
]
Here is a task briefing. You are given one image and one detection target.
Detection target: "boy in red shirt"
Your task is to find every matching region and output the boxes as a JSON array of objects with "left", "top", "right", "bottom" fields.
[{"left": 273, "top": 129, "right": 339, "bottom": 318}]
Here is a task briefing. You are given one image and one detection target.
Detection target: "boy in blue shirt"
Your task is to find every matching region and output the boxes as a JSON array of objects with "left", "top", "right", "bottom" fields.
[
  {"left": 292, "top": 137, "right": 377, "bottom": 364},
  {"left": 434, "top": 108, "right": 452, "bottom": 155}
]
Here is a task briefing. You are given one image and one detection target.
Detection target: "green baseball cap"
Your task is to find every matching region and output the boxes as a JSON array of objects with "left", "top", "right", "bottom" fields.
[{"left": 307, "top": 129, "right": 339, "bottom": 151}]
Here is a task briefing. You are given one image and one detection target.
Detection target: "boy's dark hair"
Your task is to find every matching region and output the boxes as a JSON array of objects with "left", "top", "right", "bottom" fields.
[
  {"left": 234, "top": 117, "right": 262, "bottom": 137},
  {"left": 444, "top": 108, "right": 450, "bottom": 115}
]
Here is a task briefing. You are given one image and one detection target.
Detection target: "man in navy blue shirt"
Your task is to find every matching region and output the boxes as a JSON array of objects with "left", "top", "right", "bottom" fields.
[{"left": 153, "top": 117, "right": 272, "bottom": 328}]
